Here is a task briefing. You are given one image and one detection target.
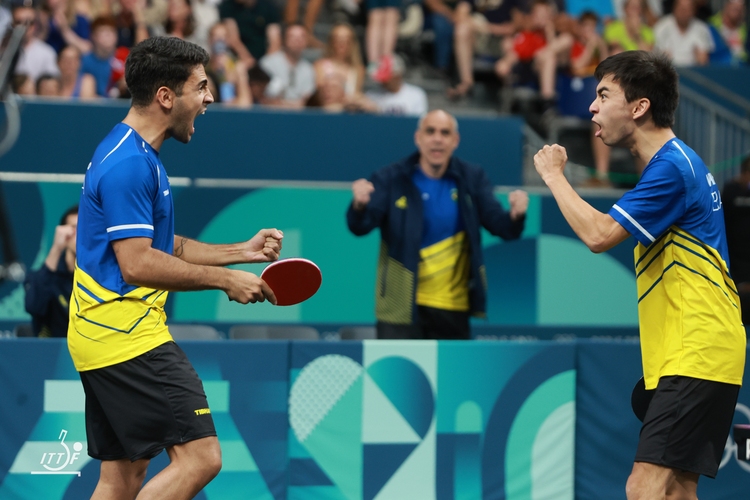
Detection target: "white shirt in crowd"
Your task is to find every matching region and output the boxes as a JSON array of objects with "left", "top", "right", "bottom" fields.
[
  {"left": 365, "top": 83, "right": 428, "bottom": 117},
  {"left": 15, "top": 38, "right": 60, "bottom": 83},
  {"left": 260, "top": 50, "right": 316, "bottom": 102},
  {"left": 654, "top": 15, "right": 714, "bottom": 67}
]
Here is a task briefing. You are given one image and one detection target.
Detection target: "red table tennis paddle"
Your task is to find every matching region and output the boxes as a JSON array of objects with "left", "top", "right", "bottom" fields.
[{"left": 260, "top": 258, "right": 322, "bottom": 306}]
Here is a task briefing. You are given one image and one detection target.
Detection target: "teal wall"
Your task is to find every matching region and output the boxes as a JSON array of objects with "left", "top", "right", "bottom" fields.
[
  {"left": 0, "top": 181, "right": 637, "bottom": 327},
  {"left": 3, "top": 339, "right": 750, "bottom": 499}
]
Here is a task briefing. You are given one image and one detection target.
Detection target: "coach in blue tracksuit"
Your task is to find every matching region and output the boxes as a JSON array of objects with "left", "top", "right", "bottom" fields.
[{"left": 346, "top": 109, "right": 528, "bottom": 340}]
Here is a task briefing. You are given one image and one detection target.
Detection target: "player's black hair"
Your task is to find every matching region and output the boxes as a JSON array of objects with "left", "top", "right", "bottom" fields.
[
  {"left": 125, "top": 36, "right": 209, "bottom": 108},
  {"left": 594, "top": 50, "right": 679, "bottom": 128}
]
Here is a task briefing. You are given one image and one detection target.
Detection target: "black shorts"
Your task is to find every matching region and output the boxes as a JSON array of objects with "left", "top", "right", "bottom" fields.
[
  {"left": 635, "top": 375, "right": 740, "bottom": 478},
  {"left": 79, "top": 341, "right": 216, "bottom": 461}
]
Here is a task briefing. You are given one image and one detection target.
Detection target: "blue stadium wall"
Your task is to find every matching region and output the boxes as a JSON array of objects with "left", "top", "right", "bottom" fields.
[
  {"left": 2, "top": 339, "right": 750, "bottom": 499},
  {"left": 0, "top": 102, "right": 638, "bottom": 330}
]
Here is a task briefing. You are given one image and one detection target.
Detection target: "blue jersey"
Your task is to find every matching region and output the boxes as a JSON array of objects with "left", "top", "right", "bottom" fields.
[
  {"left": 412, "top": 169, "right": 469, "bottom": 312},
  {"left": 609, "top": 138, "right": 745, "bottom": 388},
  {"left": 68, "top": 123, "right": 174, "bottom": 371}
]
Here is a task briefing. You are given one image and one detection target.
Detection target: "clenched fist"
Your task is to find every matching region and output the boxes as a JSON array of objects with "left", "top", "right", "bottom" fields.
[
  {"left": 534, "top": 144, "right": 568, "bottom": 183},
  {"left": 352, "top": 179, "right": 375, "bottom": 211},
  {"left": 508, "top": 190, "right": 529, "bottom": 220}
]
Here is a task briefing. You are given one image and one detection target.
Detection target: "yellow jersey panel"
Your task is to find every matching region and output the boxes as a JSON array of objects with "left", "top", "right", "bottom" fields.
[
  {"left": 416, "top": 231, "right": 470, "bottom": 311},
  {"left": 636, "top": 227, "right": 745, "bottom": 389},
  {"left": 68, "top": 266, "right": 173, "bottom": 371}
]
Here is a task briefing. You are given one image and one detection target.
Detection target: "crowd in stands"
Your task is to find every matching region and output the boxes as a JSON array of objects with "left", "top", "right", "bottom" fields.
[
  {"left": 0, "top": 0, "right": 745, "bottom": 112},
  {"left": 0, "top": 0, "right": 746, "bottom": 184}
]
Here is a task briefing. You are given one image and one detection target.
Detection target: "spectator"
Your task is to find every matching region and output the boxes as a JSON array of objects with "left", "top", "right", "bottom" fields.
[
  {"left": 566, "top": 12, "right": 611, "bottom": 188},
  {"left": 662, "top": 0, "right": 713, "bottom": 22},
  {"left": 57, "top": 43, "right": 97, "bottom": 98},
  {"left": 36, "top": 72, "right": 61, "bottom": 94},
  {"left": 569, "top": 12, "right": 608, "bottom": 77},
  {"left": 446, "top": 0, "right": 527, "bottom": 100},
  {"left": 150, "top": 0, "right": 205, "bottom": 49},
  {"left": 605, "top": 0, "right": 655, "bottom": 52},
  {"left": 305, "top": 70, "right": 347, "bottom": 112},
  {"left": 708, "top": 0, "right": 745, "bottom": 64},
  {"left": 260, "top": 22, "right": 315, "bottom": 107},
  {"left": 612, "top": 0, "right": 661, "bottom": 26},
  {"left": 111, "top": 0, "right": 150, "bottom": 48},
  {"left": 347, "top": 110, "right": 528, "bottom": 339},
  {"left": 564, "top": 0, "right": 615, "bottom": 21},
  {"left": 247, "top": 63, "right": 271, "bottom": 103},
  {"left": 313, "top": 23, "right": 365, "bottom": 96},
  {"left": 495, "top": 0, "right": 570, "bottom": 113},
  {"left": 206, "top": 22, "right": 252, "bottom": 106},
  {"left": 219, "top": 0, "right": 280, "bottom": 62},
  {"left": 654, "top": 0, "right": 714, "bottom": 66},
  {"left": 80, "top": 16, "right": 122, "bottom": 97},
  {"left": 190, "top": 0, "right": 220, "bottom": 51},
  {"left": 283, "top": 0, "right": 324, "bottom": 48},
  {"left": 722, "top": 154, "right": 750, "bottom": 324},
  {"left": 12, "top": 2, "right": 60, "bottom": 84},
  {"left": 140, "top": 0, "right": 169, "bottom": 29},
  {"left": 348, "top": 53, "right": 428, "bottom": 116},
  {"left": 365, "top": 0, "right": 400, "bottom": 67},
  {"left": 24, "top": 205, "right": 77, "bottom": 338},
  {"left": 494, "top": 0, "right": 552, "bottom": 85},
  {"left": 11, "top": 73, "right": 35, "bottom": 94},
  {"left": 39, "top": 0, "right": 91, "bottom": 54},
  {"left": 423, "top": 0, "right": 471, "bottom": 83},
  {"left": 152, "top": 0, "right": 195, "bottom": 40}
]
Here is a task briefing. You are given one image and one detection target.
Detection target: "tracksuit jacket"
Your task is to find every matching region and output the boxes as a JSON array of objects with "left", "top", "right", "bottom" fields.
[{"left": 346, "top": 151, "right": 525, "bottom": 325}]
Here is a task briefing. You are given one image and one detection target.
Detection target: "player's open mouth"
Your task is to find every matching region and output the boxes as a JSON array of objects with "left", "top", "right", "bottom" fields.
[
  {"left": 192, "top": 109, "right": 206, "bottom": 134},
  {"left": 593, "top": 121, "right": 602, "bottom": 137}
]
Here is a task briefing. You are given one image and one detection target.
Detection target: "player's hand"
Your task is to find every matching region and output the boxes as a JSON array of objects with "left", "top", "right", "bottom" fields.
[
  {"left": 52, "top": 225, "right": 76, "bottom": 251},
  {"left": 509, "top": 190, "right": 529, "bottom": 220},
  {"left": 352, "top": 179, "right": 374, "bottom": 211},
  {"left": 243, "top": 228, "right": 283, "bottom": 263},
  {"left": 533, "top": 144, "right": 568, "bottom": 183},
  {"left": 225, "top": 269, "right": 277, "bottom": 305}
]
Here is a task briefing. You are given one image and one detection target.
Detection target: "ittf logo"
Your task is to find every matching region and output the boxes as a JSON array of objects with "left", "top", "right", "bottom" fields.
[{"left": 34, "top": 429, "right": 83, "bottom": 476}]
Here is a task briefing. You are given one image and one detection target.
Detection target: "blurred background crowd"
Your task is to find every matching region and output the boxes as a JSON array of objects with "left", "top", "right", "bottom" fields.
[{"left": 0, "top": 0, "right": 746, "bottom": 181}]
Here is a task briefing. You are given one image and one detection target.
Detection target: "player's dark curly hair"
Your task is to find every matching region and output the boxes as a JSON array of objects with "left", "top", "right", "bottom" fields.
[
  {"left": 125, "top": 36, "right": 209, "bottom": 108},
  {"left": 594, "top": 50, "right": 679, "bottom": 129}
]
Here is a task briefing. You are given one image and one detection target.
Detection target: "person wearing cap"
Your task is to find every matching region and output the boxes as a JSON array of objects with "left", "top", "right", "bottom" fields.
[
  {"left": 347, "top": 109, "right": 528, "bottom": 340},
  {"left": 346, "top": 53, "right": 427, "bottom": 116}
]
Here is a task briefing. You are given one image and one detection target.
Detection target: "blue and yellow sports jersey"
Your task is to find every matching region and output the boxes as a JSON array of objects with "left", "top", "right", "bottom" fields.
[
  {"left": 413, "top": 169, "right": 469, "bottom": 312},
  {"left": 610, "top": 138, "right": 745, "bottom": 389},
  {"left": 68, "top": 123, "right": 174, "bottom": 371}
]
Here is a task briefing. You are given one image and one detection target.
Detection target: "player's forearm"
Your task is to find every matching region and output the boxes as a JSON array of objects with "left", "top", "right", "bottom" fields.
[
  {"left": 173, "top": 235, "right": 246, "bottom": 266},
  {"left": 121, "top": 244, "right": 233, "bottom": 292},
  {"left": 543, "top": 174, "right": 617, "bottom": 253}
]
